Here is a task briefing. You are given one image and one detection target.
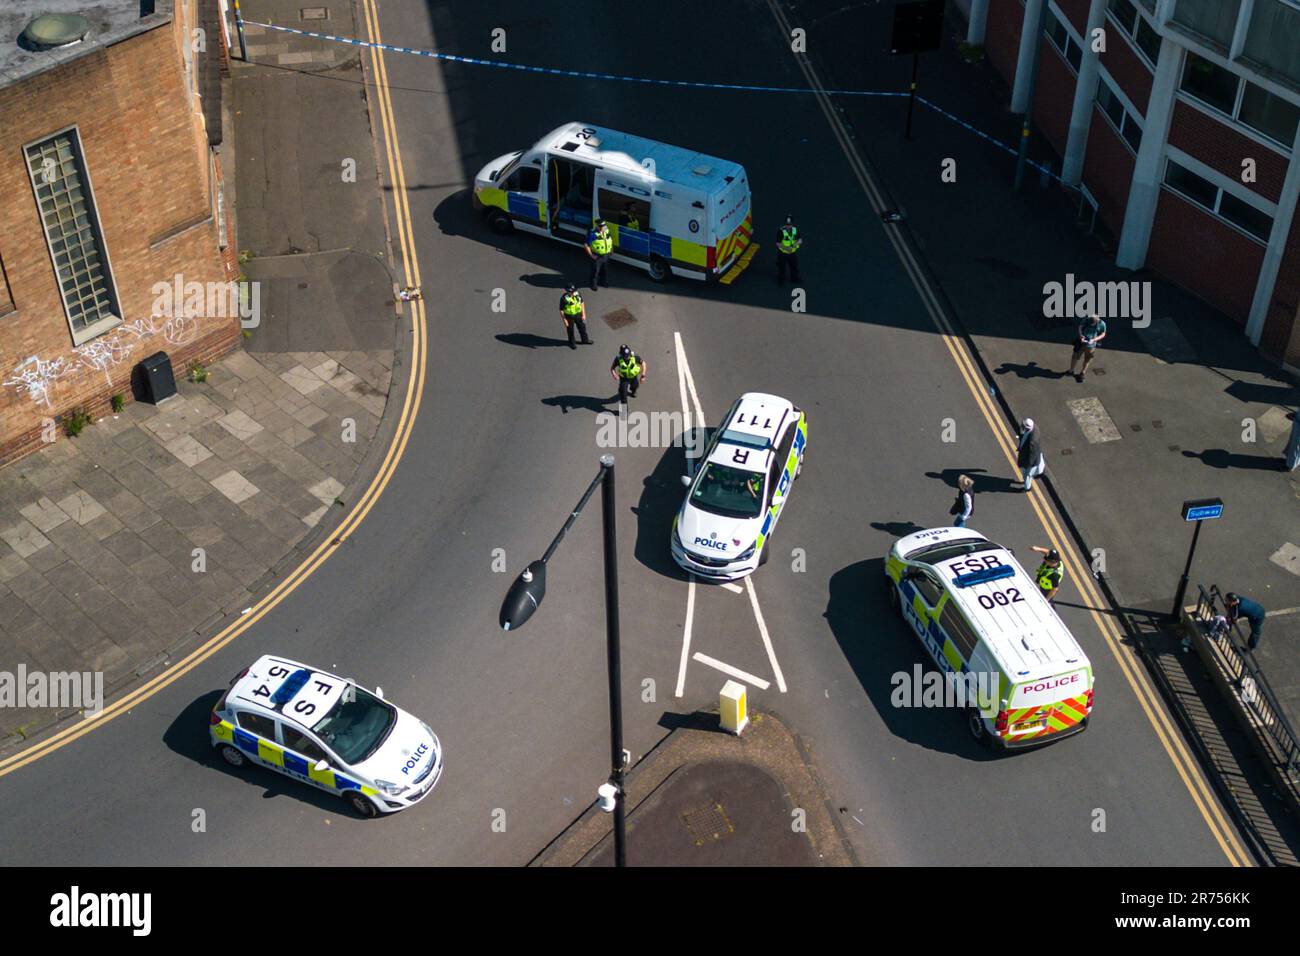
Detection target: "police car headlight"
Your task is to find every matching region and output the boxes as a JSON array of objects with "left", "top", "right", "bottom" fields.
[
  {"left": 375, "top": 779, "right": 409, "bottom": 797},
  {"left": 737, "top": 542, "right": 757, "bottom": 561}
]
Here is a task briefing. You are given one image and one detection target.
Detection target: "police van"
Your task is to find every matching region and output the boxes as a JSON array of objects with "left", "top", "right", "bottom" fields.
[
  {"left": 209, "top": 654, "right": 443, "bottom": 817},
  {"left": 472, "top": 122, "right": 754, "bottom": 282},
  {"left": 884, "top": 527, "right": 1094, "bottom": 749}
]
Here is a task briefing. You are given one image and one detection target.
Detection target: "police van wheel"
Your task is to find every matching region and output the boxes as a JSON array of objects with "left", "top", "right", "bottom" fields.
[
  {"left": 487, "top": 210, "right": 514, "bottom": 235},
  {"left": 966, "top": 709, "right": 991, "bottom": 746},
  {"left": 218, "top": 744, "right": 246, "bottom": 768},
  {"left": 345, "top": 791, "right": 379, "bottom": 819},
  {"left": 647, "top": 255, "right": 669, "bottom": 282},
  {"left": 885, "top": 578, "right": 900, "bottom": 614}
]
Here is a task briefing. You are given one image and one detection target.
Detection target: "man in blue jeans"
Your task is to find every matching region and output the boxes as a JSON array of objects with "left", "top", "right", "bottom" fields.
[{"left": 1225, "top": 592, "right": 1266, "bottom": 651}]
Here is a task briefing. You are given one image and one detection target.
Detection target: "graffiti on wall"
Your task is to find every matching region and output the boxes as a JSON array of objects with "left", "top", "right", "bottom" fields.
[{"left": 2, "top": 314, "right": 200, "bottom": 408}]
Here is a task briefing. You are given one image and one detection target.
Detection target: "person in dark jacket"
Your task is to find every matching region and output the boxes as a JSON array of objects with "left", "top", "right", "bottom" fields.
[
  {"left": 1225, "top": 592, "right": 1266, "bottom": 651},
  {"left": 951, "top": 474, "right": 974, "bottom": 527},
  {"left": 1017, "top": 417, "right": 1045, "bottom": 491}
]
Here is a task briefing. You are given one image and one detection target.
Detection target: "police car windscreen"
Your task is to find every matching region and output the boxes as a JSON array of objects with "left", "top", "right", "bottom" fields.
[
  {"left": 692, "top": 462, "right": 763, "bottom": 518},
  {"left": 908, "top": 540, "right": 1000, "bottom": 565},
  {"left": 311, "top": 686, "right": 396, "bottom": 765}
]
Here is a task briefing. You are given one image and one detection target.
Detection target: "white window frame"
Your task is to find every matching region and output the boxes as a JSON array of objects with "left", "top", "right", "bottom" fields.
[
  {"left": 1096, "top": 69, "right": 1147, "bottom": 154},
  {"left": 1044, "top": 1, "right": 1086, "bottom": 76},
  {"left": 1176, "top": 50, "right": 1297, "bottom": 154},
  {"left": 1162, "top": 144, "right": 1278, "bottom": 243},
  {"left": 23, "top": 124, "right": 123, "bottom": 346},
  {"left": 1106, "top": 0, "right": 1162, "bottom": 69}
]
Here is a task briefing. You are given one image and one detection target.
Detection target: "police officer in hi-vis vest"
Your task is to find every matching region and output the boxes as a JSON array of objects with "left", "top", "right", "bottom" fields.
[
  {"left": 611, "top": 344, "right": 646, "bottom": 405},
  {"left": 559, "top": 285, "right": 591, "bottom": 349},
  {"left": 1031, "top": 546, "right": 1064, "bottom": 603},
  {"left": 776, "top": 214, "right": 802, "bottom": 286},
  {"left": 587, "top": 218, "right": 613, "bottom": 290}
]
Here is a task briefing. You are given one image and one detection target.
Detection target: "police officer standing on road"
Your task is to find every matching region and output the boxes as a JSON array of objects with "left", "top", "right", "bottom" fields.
[
  {"left": 777, "top": 214, "right": 802, "bottom": 286},
  {"left": 559, "top": 284, "right": 591, "bottom": 349},
  {"left": 1031, "top": 545, "right": 1064, "bottom": 603},
  {"left": 611, "top": 344, "right": 646, "bottom": 403},
  {"left": 587, "top": 218, "right": 613, "bottom": 290}
]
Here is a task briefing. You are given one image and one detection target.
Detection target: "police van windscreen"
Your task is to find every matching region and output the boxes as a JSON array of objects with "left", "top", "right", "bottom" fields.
[
  {"left": 691, "top": 462, "right": 764, "bottom": 518},
  {"left": 906, "top": 540, "right": 1001, "bottom": 565}
]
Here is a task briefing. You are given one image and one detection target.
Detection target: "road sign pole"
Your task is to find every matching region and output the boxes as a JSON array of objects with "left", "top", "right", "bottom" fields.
[
  {"left": 905, "top": 52, "right": 919, "bottom": 140},
  {"left": 1170, "top": 518, "right": 1203, "bottom": 622},
  {"left": 600, "top": 456, "right": 627, "bottom": 868}
]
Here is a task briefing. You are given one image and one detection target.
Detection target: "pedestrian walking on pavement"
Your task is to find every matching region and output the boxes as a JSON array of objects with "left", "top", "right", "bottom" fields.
[
  {"left": 611, "top": 344, "right": 646, "bottom": 405},
  {"left": 776, "top": 214, "right": 802, "bottom": 286},
  {"left": 950, "top": 474, "right": 975, "bottom": 527},
  {"left": 1225, "top": 592, "right": 1267, "bottom": 651},
  {"left": 1031, "top": 546, "right": 1064, "bottom": 602},
  {"left": 1282, "top": 409, "right": 1300, "bottom": 471},
  {"left": 587, "top": 218, "right": 613, "bottom": 290},
  {"left": 1016, "top": 417, "right": 1046, "bottom": 491},
  {"left": 1067, "top": 313, "right": 1107, "bottom": 382},
  {"left": 559, "top": 284, "right": 592, "bottom": 349}
]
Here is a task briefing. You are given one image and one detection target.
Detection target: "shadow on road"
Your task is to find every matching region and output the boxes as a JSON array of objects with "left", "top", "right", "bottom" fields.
[
  {"left": 870, "top": 520, "right": 924, "bottom": 537},
  {"left": 633, "top": 433, "right": 706, "bottom": 581},
  {"left": 993, "top": 360, "right": 1068, "bottom": 381},
  {"left": 824, "top": 558, "right": 1000, "bottom": 761},
  {"left": 1181, "top": 448, "right": 1283, "bottom": 471},
  {"left": 925, "top": 467, "right": 1019, "bottom": 495},
  {"left": 496, "top": 332, "right": 571, "bottom": 349},
  {"left": 541, "top": 393, "right": 617, "bottom": 414}
]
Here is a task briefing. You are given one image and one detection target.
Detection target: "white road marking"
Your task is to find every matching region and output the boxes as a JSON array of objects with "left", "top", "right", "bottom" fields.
[
  {"left": 692, "top": 653, "right": 771, "bottom": 691},
  {"left": 720, "top": 582, "right": 743, "bottom": 594},
  {"left": 676, "top": 573, "right": 696, "bottom": 699},
  {"left": 745, "top": 575, "right": 787, "bottom": 693}
]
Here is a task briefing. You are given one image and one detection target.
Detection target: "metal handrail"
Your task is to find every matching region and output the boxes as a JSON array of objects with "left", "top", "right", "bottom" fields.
[{"left": 1194, "top": 585, "right": 1300, "bottom": 778}]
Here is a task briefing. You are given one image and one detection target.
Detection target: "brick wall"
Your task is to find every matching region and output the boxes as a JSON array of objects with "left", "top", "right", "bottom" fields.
[
  {"left": 1167, "top": 101, "right": 1287, "bottom": 204},
  {"left": 986, "top": 0, "right": 1024, "bottom": 82},
  {"left": 1056, "top": 0, "right": 1091, "bottom": 36},
  {"left": 1147, "top": 190, "right": 1265, "bottom": 325},
  {"left": 0, "top": 20, "right": 238, "bottom": 466},
  {"left": 1098, "top": 21, "right": 1154, "bottom": 114},
  {"left": 1082, "top": 107, "right": 1137, "bottom": 231},
  {"left": 1034, "top": 38, "right": 1077, "bottom": 156}
]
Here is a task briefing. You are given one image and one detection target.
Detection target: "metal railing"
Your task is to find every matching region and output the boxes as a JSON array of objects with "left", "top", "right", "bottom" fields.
[{"left": 1192, "top": 585, "right": 1300, "bottom": 782}]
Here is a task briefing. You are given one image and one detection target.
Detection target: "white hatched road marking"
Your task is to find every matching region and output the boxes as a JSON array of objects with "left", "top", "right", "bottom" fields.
[{"left": 692, "top": 653, "right": 771, "bottom": 691}]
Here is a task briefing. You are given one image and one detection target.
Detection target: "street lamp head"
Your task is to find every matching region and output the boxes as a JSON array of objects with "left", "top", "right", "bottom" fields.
[
  {"left": 500, "top": 560, "right": 546, "bottom": 631},
  {"left": 600, "top": 453, "right": 615, "bottom": 468}
]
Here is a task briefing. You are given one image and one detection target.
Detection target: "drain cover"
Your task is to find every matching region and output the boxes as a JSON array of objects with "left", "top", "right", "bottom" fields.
[
  {"left": 301, "top": 7, "right": 329, "bottom": 20},
  {"left": 603, "top": 308, "right": 636, "bottom": 330},
  {"left": 682, "top": 803, "right": 734, "bottom": 846}
]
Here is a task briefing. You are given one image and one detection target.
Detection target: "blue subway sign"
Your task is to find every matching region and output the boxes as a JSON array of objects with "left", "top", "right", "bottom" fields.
[{"left": 1181, "top": 498, "right": 1224, "bottom": 522}]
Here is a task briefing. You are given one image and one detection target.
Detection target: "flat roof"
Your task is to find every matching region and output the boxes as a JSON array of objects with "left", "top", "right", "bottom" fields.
[
  {"left": 0, "top": 0, "right": 172, "bottom": 90},
  {"left": 544, "top": 122, "right": 745, "bottom": 194}
]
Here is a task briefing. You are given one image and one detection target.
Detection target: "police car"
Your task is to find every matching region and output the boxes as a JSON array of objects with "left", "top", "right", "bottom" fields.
[
  {"left": 671, "top": 393, "right": 807, "bottom": 580},
  {"left": 209, "top": 655, "right": 443, "bottom": 818}
]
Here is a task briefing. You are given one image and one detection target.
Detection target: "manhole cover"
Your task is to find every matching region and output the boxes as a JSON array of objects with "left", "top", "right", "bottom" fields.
[
  {"left": 1060, "top": 447, "right": 1073, "bottom": 456},
  {"left": 301, "top": 7, "right": 329, "bottom": 20},
  {"left": 1152, "top": 420, "right": 1163, "bottom": 429},
  {"left": 603, "top": 308, "right": 636, "bottom": 330},
  {"left": 1130, "top": 423, "right": 1142, "bottom": 432},
  {"left": 682, "top": 803, "right": 734, "bottom": 846}
]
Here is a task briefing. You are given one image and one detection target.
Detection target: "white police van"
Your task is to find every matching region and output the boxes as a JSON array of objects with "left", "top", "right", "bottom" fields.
[
  {"left": 209, "top": 654, "right": 443, "bottom": 817},
  {"left": 671, "top": 393, "right": 808, "bottom": 581},
  {"left": 884, "top": 527, "right": 1094, "bottom": 749},
  {"left": 472, "top": 122, "right": 754, "bottom": 282}
]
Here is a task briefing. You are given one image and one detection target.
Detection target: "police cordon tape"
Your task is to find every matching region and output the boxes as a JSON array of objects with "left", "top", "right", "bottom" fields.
[{"left": 239, "top": 18, "right": 1065, "bottom": 184}]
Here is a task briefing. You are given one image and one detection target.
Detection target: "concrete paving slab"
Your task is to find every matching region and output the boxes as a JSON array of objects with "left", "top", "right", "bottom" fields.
[
  {"left": 19, "top": 498, "right": 71, "bottom": 534},
  {"left": 210, "top": 470, "right": 260, "bottom": 505},
  {"left": 56, "top": 490, "right": 106, "bottom": 526}
]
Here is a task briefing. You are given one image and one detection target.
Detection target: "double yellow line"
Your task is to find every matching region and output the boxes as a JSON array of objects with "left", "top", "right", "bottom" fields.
[
  {"left": 0, "top": 2, "right": 426, "bottom": 778},
  {"left": 763, "top": 0, "right": 1250, "bottom": 866}
]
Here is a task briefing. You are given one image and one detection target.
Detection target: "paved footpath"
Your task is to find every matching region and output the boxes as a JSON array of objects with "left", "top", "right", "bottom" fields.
[{"left": 0, "top": 348, "right": 392, "bottom": 742}]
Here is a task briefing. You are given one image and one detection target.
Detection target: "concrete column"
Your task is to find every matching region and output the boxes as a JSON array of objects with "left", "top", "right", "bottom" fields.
[
  {"left": 1116, "top": 35, "right": 1182, "bottom": 269},
  {"left": 1011, "top": 0, "right": 1047, "bottom": 114},
  {"left": 1245, "top": 120, "right": 1300, "bottom": 346},
  {"left": 1062, "top": 0, "right": 1109, "bottom": 185},
  {"left": 967, "top": 0, "right": 989, "bottom": 46}
]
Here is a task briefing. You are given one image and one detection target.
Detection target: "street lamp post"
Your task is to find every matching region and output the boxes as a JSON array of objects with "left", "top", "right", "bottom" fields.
[{"left": 499, "top": 455, "right": 626, "bottom": 867}]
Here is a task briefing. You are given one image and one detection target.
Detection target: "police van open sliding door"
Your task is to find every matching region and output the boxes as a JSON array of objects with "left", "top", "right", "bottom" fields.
[
  {"left": 548, "top": 155, "right": 596, "bottom": 241},
  {"left": 597, "top": 181, "right": 653, "bottom": 273}
]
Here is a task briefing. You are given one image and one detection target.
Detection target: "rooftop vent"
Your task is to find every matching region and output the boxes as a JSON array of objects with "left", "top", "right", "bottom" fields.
[{"left": 21, "top": 14, "right": 91, "bottom": 50}]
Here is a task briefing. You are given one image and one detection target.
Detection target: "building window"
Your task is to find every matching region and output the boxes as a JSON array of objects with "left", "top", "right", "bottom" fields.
[
  {"left": 1180, "top": 51, "right": 1300, "bottom": 148},
  {"left": 24, "top": 129, "right": 119, "bottom": 344},
  {"left": 1046, "top": 8, "right": 1083, "bottom": 72},
  {"left": 1171, "top": 0, "right": 1242, "bottom": 51},
  {"left": 1108, "top": 0, "right": 1162, "bottom": 65},
  {"left": 1164, "top": 158, "right": 1274, "bottom": 242},
  {"left": 1096, "top": 78, "right": 1144, "bottom": 153},
  {"left": 1242, "top": 0, "right": 1300, "bottom": 87}
]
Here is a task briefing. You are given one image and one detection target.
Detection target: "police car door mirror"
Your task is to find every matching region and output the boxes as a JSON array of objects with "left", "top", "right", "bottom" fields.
[
  {"left": 313, "top": 759, "right": 329, "bottom": 773},
  {"left": 374, "top": 686, "right": 384, "bottom": 700},
  {"left": 680, "top": 475, "right": 691, "bottom": 487},
  {"left": 772, "top": 493, "right": 785, "bottom": 506}
]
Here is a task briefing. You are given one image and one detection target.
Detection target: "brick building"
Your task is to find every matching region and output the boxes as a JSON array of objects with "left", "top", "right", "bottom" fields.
[
  {"left": 965, "top": 0, "right": 1300, "bottom": 370},
  {"left": 0, "top": 0, "right": 239, "bottom": 465}
]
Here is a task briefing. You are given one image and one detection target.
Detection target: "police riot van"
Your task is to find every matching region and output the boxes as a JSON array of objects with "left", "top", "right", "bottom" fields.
[
  {"left": 884, "top": 527, "right": 1094, "bottom": 749},
  {"left": 472, "top": 122, "right": 754, "bottom": 282}
]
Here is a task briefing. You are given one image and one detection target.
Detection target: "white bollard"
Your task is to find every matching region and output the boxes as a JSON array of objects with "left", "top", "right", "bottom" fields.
[{"left": 719, "top": 680, "right": 748, "bottom": 735}]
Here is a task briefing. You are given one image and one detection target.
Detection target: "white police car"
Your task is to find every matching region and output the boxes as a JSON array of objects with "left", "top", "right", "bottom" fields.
[
  {"left": 209, "top": 654, "right": 443, "bottom": 818},
  {"left": 671, "top": 393, "right": 807, "bottom": 580}
]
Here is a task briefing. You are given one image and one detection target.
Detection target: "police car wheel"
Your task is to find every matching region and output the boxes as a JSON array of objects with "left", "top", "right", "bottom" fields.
[
  {"left": 487, "top": 210, "right": 514, "bottom": 235},
  {"left": 345, "top": 791, "right": 379, "bottom": 819},
  {"left": 966, "top": 709, "right": 990, "bottom": 745},
  {"left": 218, "top": 744, "right": 246, "bottom": 768},
  {"left": 647, "top": 255, "right": 669, "bottom": 282},
  {"left": 885, "top": 578, "right": 900, "bottom": 613},
  {"left": 758, "top": 543, "right": 770, "bottom": 567},
  {"left": 794, "top": 456, "right": 803, "bottom": 480}
]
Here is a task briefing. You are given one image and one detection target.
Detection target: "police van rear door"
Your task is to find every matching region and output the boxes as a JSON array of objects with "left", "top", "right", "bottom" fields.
[{"left": 1007, "top": 668, "right": 1090, "bottom": 737}]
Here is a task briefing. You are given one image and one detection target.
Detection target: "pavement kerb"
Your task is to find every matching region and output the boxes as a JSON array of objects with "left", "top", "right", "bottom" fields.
[{"left": 529, "top": 710, "right": 859, "bottom": 867}]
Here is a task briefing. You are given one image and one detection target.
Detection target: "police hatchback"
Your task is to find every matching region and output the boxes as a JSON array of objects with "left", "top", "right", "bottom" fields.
[
  {"left": 671, "top": 393, "right": 807, "bottom": 580},
  {"left": 209, "top": 655, "right": 443, "bottom": 817}
]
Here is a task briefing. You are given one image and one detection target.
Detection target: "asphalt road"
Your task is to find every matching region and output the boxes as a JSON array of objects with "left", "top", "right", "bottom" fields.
[{"left": 0, "top": 0, "right": 1235, "bottom": 865}]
